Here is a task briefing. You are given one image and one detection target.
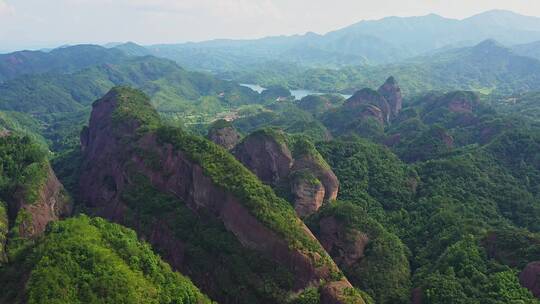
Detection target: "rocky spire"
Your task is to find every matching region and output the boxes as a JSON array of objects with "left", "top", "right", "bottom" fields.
[{"left": 378, "top": 76, "right": 403, "bottom": 119}]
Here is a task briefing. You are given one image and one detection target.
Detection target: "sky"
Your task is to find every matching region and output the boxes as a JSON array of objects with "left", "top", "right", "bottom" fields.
[{"left": 2, "top": 0, "right": 540, "bottom": 52}]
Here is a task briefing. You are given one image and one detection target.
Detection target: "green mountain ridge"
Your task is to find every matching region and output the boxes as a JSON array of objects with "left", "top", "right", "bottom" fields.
[{"left": 225, "top": 39, "right": 540, "bottom": 95}]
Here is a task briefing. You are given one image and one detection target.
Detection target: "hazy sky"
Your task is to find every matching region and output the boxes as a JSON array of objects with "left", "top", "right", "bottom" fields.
[{"left": 2, "top": 0, "right": 540, "bottom": 52}]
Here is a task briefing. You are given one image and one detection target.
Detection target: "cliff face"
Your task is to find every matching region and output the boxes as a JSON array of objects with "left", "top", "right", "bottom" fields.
[
  {"left": 232, "top": 130, "right": 293, "bottom": 186},
  {"left": 346, "top": 88, "right": 391, "bottom": 123},
  {"left": 207, "top": 120, "right": 241, "bottom": 150},
  {"left": 79, "top": 87, "right": 364, "bottom": 304},
  {"left": 318, "top": 216, "right": 369, "bottom": 268},
  {"left": 308, "top": 202, "right": 412, "bottom": 304},
  {"left": 291, "top": 172, "right": 326, "bottom": 217},
  {"left": 291, "top": 150, "right": 339, "bottom": 202},
  {"left": 233, "top": 132, "right": 339, "bottom": 217},
  {"left": 13, "top": 165, "right": 72, "bottom": 239},
  {"left": 378, "top": 76, "right": 403, "bottom": 118}
]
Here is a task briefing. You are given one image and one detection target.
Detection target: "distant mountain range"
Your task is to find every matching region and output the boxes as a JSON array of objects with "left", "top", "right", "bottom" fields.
[
  {"left": 4, "top": 9, "right": 540, "bottom": 78},
  {"left": 219, "top": 39, "right": 540, "bottom": 95},
  {"left": 106, "top": 9, "right": 540, "bottom": 70},
  {"left": 0, "top": 45, "right": 127, "bottom": 82}
]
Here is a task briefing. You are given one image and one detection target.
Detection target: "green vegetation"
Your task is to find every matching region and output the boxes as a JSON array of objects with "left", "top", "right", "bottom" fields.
[
  {"left": 0, "top": 111, "right": 48, "bottom": 148},
  {"left": 156, "top": 126, "right": 332, "bottom": 263},
  {"left": 0, "top": 215, "right": 212, "bottom": 304},
  {"left": 207, "top": 118, "right": 234, "bottom": 133},
  {"left": 308, "top": 201, "right": 411, "bottom": 304},
  {"left": 122, "top": 173, "right": 296, "bottom": 303},
  {"left": 233, "top": 103, "right": 331, "bottom": 142},
  {"left": 317, "top": 138, "right": 414, "bottom": 213},
  {"left": 3, "top": 39, "right": 540, "bottom": 304},
  {"left": 0, "top": 135, "right": 49, "bottom": 204},
  {"left": 291, "top": 287, "right": 320, "bottom": 304},
  {"left": 0, "top": 45, "right": 128, "bottom": 82},
  {"left": 0, "top": 54, "right": 259, "bottom": 152},
  {"left": 224, "top": 40, "right": 540, "bottom": 96},
  {"left": 297, "top": 94, "right": 345, "bottom": 117},
  {"left": 105, "top": 87, "right": 162, "bottom": 131},
  {"left": 0, "top": 56, "right": 258, "bottom": 121}
]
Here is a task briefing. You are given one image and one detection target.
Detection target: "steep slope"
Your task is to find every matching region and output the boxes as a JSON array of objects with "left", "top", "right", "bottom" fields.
[
  {"left": 206, "top": 119, "right": 242, "bottom": 150},
  {"left": 0, "top": 134, "right": 71, "bottom": 261},
  {"left": 307, "top": 201, "right": 411, "bottom": 304},
  {"left": 78, "top": 87, "right": 365, "bottom": 304},
  {"left": 233, "top": 130, "right": 339, "bottom": 217},
  {"left": 0, "top": 215, "right": 212, "bottom": 304}
]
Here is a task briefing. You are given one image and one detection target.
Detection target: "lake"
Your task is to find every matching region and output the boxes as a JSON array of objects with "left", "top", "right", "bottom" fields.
[{"left": 240, "top": 83, "right": 351, "bottom": 100}]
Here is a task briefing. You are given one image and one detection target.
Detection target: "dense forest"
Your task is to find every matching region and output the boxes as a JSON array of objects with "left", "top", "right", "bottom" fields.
[{"left": 2, "top": 9, "right": 540, "bottom": 304}]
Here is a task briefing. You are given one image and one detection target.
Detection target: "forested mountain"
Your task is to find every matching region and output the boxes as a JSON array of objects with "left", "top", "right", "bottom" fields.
[
  {"left": 0, "top": 45, "right": 127, "bottom": 82},
  {"left": 2, "top": 9, "right": 540, "bottom": 304},
  {"left": 224, "top": 39, "right": 540, "bottom": 95},
  {"left": 207, "top": 77, "right": 540, "bottom": 303},
  {"left": 0, "top": 50, "right": 259, "bottom": 152},
  {"left": 512, "top": 40, "right": 540, "bottom": 60}
]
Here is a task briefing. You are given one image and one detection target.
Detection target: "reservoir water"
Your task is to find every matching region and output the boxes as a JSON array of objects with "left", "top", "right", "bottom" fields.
[{"left": 240, "top": 84, "right": 351, "bottom": 100}]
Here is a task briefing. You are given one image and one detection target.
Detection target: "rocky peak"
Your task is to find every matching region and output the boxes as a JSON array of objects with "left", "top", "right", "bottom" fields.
[
  {"left": 291, "top": 138, "right": 339, "bottom": 202},
  {"left": 233, "top": 133, "right": 339, "bottom": 217},
  {"left": 345, "top": 88, "right": 391, "bottom": 123},
  {"left": 207, "top": 119, "right": 241, "bottom": 150},
  {"left": 232, "top": 128, "right": 293, "bottom": 186},
  {"left": 378, "top": 76, "right": 403, "bottom": 118}
]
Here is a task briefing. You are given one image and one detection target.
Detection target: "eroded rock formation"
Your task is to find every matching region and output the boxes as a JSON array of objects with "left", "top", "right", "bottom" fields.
[{"left": 78, "top": 87, "right": 364, "bottom": 304}]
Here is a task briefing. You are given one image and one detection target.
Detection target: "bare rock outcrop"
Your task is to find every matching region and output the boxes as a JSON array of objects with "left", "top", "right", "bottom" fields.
[
  {"left": 378, "top": 76, "right": 403, "bottom": 118},
  {"left": 520, "top": 261, "right": 540, "bottom": 298},
  {"left": 291, "top": 172, "right": 325, "bottom": 217},
  {"left": 291, "top": 148, "right": 339, "bottom": 202},
  {"left": 13, "top": 165, "right": 72, "bottom": 239},
  {"left": 233, "top": 133, "right": 339, "bottom": 217},
  {"left": 207, "top": 119, "right": 241, "bottom": 150},
  {"left": 321, "top": 280, "right": 365, "bottom": 304},
  {"left": 232, "top": 129, "right": 293, "bottom": 186},
  {"left": 345, "top": 88, "right": 391, "bottom": 123},
  {"left": 318, "top": 216, "right": 369, "bottom": 268}
]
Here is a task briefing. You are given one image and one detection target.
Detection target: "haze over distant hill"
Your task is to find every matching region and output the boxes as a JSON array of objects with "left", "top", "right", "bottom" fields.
[
  {"left": 107, "top": 10, "right": 540, "bottom": 71},
  {"left": 0, "top": 45, "right": 127, "bottom": 82},
  {"left": 220, "top": 39, "right": 540, "bottom": 95}
]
